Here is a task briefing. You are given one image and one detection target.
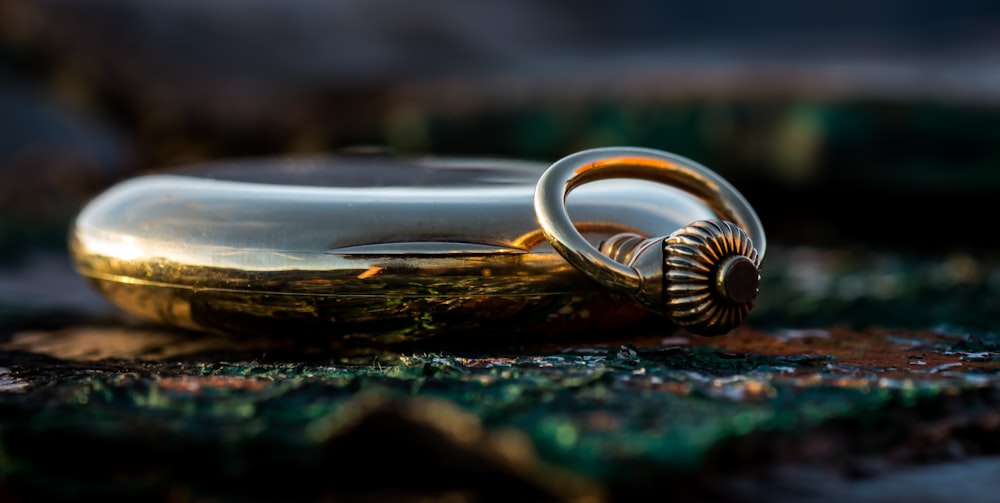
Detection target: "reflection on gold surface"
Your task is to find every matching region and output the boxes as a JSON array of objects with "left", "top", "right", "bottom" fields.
[{"left": 69, "top": 155, "right": 717, "bottom": 340}]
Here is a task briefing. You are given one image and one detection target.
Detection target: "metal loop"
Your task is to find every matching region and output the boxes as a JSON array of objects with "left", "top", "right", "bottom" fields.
[{"left": 533, "top": 146, "right": 766, "bottom": 295}]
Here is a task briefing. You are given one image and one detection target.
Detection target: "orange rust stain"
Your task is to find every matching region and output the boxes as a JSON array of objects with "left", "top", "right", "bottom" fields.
[
  {"left": 682, "top": 326, "right": 974, "bottom": 377},
  {"left": 157, "top": 376, "right": 268, "bottom": 394}
]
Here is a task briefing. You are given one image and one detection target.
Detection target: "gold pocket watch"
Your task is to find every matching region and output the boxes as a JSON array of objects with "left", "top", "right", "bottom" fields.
[{"left": 69, "top": 147, "right": 766, "bottom": 343}]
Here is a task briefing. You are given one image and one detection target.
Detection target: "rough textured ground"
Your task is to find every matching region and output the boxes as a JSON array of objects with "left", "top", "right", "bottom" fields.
[{"left": 1, "top": 247, "right": 998, "bottom": 502}]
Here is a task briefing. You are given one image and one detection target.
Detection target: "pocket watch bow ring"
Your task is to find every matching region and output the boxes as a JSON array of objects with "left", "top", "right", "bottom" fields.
[
  {"left": 534, "top": 147, "right": 766, "bottom": 336},
  {"left": 69, "top": 146, "right": 765, "bottom": 342}
]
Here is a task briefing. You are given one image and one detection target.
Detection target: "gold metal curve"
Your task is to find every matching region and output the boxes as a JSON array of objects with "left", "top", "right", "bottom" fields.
[
  {"left": 69, "top": 153, "right": 722, "bottom": 341},
  {"left": 533, "top": 147, "right": 766, "bottom": 297}
]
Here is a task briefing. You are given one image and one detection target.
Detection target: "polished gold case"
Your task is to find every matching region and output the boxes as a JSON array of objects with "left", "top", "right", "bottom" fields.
[{"left": 70, "top": 154, "right": 724, "bottom": 343}]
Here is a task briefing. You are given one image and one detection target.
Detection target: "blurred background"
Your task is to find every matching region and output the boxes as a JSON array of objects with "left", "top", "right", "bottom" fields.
[{"left": 1, "top": 0, "right": 999, "bottom": 295}]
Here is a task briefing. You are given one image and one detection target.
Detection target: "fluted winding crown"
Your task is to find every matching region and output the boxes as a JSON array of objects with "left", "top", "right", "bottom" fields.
[{"left": 662, "top": 219, "right": 760, "bottom": 336}]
